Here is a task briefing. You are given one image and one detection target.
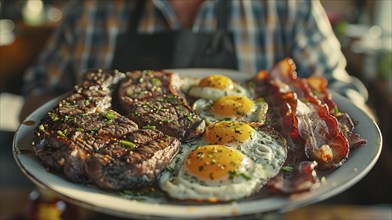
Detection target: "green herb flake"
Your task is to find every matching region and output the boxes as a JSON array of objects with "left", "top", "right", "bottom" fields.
[
  {"left": 255, "top": 98, "right": 265, "bottom": 104},
  {"left": 105, "top": 110, "right": 117, "bottom": 120},
  {"left": 105, "top": 119, "right": 113, "bottom": 125},
  {"left": 228, "top": 170, "right": 238, "bottom": 180},
  {"left": 185, "top": 113, "right": 193, "bottom": 122},
  {"left": 64, "top": 115, "right": 75, "bottom": 122},
  {"left": 57, "top": 130, "right": 67, "bottom": 138},
  {"left": 119, "top": 140, "right": 136, "bottom": 148},
  {"left": 142, "top": 125, "right": 156, "bottom": 130},
  {"left": 151, "top": 78, "right": 161, "bottom": 86},
  {"left": 48, "top": 112, "right": 58, "bottom": 121},
  {"left": 282, "top": 166, "right": 293, "bottom": 172},
  {"left": 38, "top": 124, "right": 45, "bottom": 131},
  {"left": 333, "top": 106, "right": 339, "bottom": 115},
  {"left": 240, "top": 173, "right": 251, "bottom": 180},
  {"left": 119, "top": 187, "right": 163, "bottom": 200}
]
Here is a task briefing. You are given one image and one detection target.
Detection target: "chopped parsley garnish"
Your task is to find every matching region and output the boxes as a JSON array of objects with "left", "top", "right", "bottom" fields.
[
  {"left": 333, "top": 106, "right": 339, "bottom": 115},
  {"left": 104, "top": 110, "right": 117, "bottom": 120},
  {"left": 57, "top": 130, "right": 67, "bottom": 138},
  {"left": 119, "top": 140, "right": 136, "bottom": 148},
  {"left": 142, "top": 125, "right": 156, "bottom": 129},
  {"left": 228, "top": 170, "right": 251, "bottom": 181},
  {"left": 185, "top": 113, "right": 193, "bottom": 122},
  {"left": 255, "top": 98, "right": 265, "bottom": 104},
  {"left": 64, "top": 115, "right": 75, "bottom": 122},
  {"left": 240, "top": 173, "right": 251, "bottom": 180},
  {"left": 38, "top": 124, "right": 45, "bottom": 131},
  {"left": 151, "top": 78, "right": 161, "bottom": 86},
  {"left": 48, "top": 112, "right": 58, "bottom": 121},
  {"left": 282, "top": 166, "right": 293, "bottom": 172},
  {"left": 84, "top": 99, "right": 90, "bottom": 106}
]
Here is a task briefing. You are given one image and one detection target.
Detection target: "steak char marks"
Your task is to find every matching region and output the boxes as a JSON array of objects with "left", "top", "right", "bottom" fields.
[
  {"left": 33, "top": 70, "right": 182, "bottom": 190},
  {"left": 118, "top": 70, "right": 205, "bottom": 142}
]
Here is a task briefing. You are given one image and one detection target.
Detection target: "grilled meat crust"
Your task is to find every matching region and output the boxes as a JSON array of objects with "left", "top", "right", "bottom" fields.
[
  {"left": 87, "top": 132, "right": 180, "bottom": 190},
  {"left": 118, "top": 70, "right": 205, "bottom": 142},
  {"left": 33, "top": 70, "right": 189, "bottom": 190}
]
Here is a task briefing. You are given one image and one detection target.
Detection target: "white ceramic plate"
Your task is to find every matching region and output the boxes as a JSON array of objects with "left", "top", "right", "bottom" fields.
[{"left": 13, "top": 69, "right": 382, "bottom": 219}]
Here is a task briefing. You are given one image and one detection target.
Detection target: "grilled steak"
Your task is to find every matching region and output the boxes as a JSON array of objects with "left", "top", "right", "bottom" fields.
[
  {"left": 33, "top": 70, "right": 182, "bottom": 190},
  {"left": 118, "top": 70, "right": 205, "bottom": 142},
  {"left": 87, "top": 129, "right": 180, "bottom": 190},
  {"left": 34, "top": 69, "right": 124, "bottom": 182}
]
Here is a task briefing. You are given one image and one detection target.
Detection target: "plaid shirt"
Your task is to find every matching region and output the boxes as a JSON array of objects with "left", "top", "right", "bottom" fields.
[{"left": 23, "top": 0, "right": 367, "bottom": 100}]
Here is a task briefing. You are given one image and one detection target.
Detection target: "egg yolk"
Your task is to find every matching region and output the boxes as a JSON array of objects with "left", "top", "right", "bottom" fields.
[
  {"left": 185, "top": 145, "right": 244, "bottom": 181},
  {"left": 198, "top": 75, "right": 234, "bottom": 90},
  {"left": 211, "top": 96, "right": 255, "bottom": 118},
  {"left": 204, "top": 121, "right": 255, "bottom": 145}
]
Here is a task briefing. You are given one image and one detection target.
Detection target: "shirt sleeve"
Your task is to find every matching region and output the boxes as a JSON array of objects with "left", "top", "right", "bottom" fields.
[
  {"left": 290, "top": 0, "right": 368, "bottom": 102},
  {"left": 22, "top": 0, "right": 83, "bottom": 97}
]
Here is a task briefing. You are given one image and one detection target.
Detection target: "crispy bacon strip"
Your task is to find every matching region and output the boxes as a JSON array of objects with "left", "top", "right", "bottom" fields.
[
  {"left": 255, "top": 69, "right": 315, "bottom": 193},
  {"left": 267, "top": 58, "right": 350, "bottom": 170},
  {"left": 304, "top": 76, "right": 337, "bottom": 114},
  {"left": 268, "top": 161, "right": 319, "bottom": 194},
  {"left": 303, "top": 75, "right": 367, "bottom": 149},
  {"left": 336, "top": 113, "right": 367, "bottom": 149},
  {"left": 253, "top": 58, "right": 366, "bottom": 193}
]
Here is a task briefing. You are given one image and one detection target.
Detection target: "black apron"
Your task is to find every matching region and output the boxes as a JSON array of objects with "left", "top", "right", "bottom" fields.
[{"left": 111, "top": 0, "right": 237, "bottom": 71}]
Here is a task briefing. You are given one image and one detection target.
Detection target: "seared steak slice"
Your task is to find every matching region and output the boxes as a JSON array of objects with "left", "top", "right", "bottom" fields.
[
  {"left": 87, "top": 129, "right": 180, "bottom": 190},
  {"left": 118, "top": 70, "right": 205, "bottom": 142},
  {"left": 33, "top": 70, "right": 124, "bottom": 177},
  {"left": 52, "top": 70, "right": 125, "bottom": 116},
  {"left": 80, "top": 69, "right": 125, "bottom": 89},
  {"left": 34, "top": 111, "right": 139, "bottom": 183},
  {"left": 33, "top": 70, "right": 181, "bottom": 190}
]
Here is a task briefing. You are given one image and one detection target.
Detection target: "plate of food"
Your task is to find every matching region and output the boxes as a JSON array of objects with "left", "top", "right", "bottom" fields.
[{"left": 13, "top": 59, "right": 382, "bottom": 219}]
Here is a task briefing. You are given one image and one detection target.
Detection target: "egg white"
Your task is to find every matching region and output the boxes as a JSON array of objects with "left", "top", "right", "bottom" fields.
[
  {"left": 158, "top": 126, "right": 287, "bottom": 201},
  {"left": 179, "top": 76, "right": 250, "bottom": 101},
  {"left": 192, "top": 98, "right": 268, "bottom": 125}
]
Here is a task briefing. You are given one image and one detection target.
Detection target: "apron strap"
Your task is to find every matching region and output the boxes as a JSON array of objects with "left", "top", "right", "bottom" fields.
[
  {"left": 216, "top": 0, "right": 230, "bottom": 31},
  {"left": 128, "top": 0, "right": 230, "bottom": 32},
  {"left": 128, "top": 0, "right": 147, "bottom": 33}
]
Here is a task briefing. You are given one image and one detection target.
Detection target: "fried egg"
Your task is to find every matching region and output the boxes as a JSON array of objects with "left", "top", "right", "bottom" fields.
[
  {"left": 158, "top": 121, "right": 287, "bottom": 201},
  {"left": 193, "top": 95, "right": 268, "bottom": 125},
  {"left": 182, "top": 75, "right": 249, "bottom": 100}
]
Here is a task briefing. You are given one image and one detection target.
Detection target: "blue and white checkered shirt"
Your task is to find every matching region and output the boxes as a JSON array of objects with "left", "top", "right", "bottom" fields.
[{"left": 23, "top": 0, "right": 367, "bottom": 101}]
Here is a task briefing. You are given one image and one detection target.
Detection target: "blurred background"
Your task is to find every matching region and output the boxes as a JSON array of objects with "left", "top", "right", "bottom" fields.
[{"left": 0, "top": 0, "right": 391, "bottom": 219}]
